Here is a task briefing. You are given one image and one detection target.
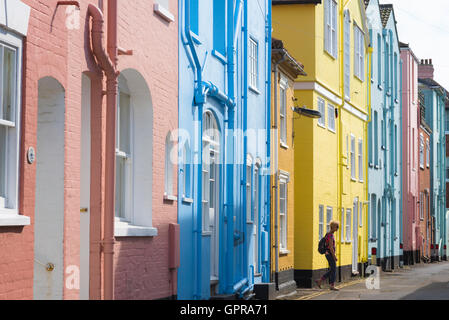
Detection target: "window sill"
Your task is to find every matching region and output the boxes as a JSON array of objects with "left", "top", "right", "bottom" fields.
[
  {"left": 280, "top": 142, "right": 289, "bottom": 150},
  {"left": 202, "top": 231, "right": 212, "bottom": 237},
  {"left": 280, "top": 249, "right": 290, "bottom": 255},
  {"left": 249, "top": 86, "right": 260, "bottom": 95},
  {"left": 368, "top": 163, "right": 374, "bottom": 168},
  {"left": 318, "top": 123, "right": 326, "bottom": 130},
  {"left": 212, "top": 50, "right": 227, "bottom": 64},
  {"left": 377, "top": 85, "right": 383, "bottom": 91},
  {"left": 0, "top": 211, "right": 30, "bottom": 227},
  {"left": 324, "top": 49, "right": 337, "bottom": 60},
  {"left": 114, "top": 220, "right": 158, "bottom": 237},
  {"left": 182, "top": 197, "right": 194, "bottom": 204},
  {"left": 164, "top": 194, "right": 178, "bottom": 201},
  {"left": 328, "top": 128, "right": 336, "bottom": 134},
  {"left": 190, "top": 31, "right": 202, "bottom": 45},
  {"left": 354, "top": 75, "right": 364, "bottom": 83},
  {"left": 351, "top": 178, "right": 357, "bottom": 182},
  {"left": 153, "top": 4, "right": 175, "bottom": 22}
]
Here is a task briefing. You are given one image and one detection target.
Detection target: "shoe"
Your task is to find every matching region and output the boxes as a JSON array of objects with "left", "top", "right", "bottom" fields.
[
  {"left": 315, "top": 280, "right": 322, "bottom": 289},
  {"left": 330, "top": 286, "right": 339, "bottom": 291}
]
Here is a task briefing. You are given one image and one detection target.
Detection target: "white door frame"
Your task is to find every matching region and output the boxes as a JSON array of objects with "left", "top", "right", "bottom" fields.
[{"left": 352, "top": 198, "right": 359, "bottom": 273}]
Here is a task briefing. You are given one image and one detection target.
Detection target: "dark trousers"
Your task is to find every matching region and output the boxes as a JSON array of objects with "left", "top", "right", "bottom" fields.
[{"left": 321, "top": 253, "right": 336, "bottom": 285}]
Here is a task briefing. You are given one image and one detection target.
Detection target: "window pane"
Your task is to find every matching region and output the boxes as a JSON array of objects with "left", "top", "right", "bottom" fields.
[
  {"left": 119, "top": 92, "right": 130, "bottom": 154},
  {"left": 115, "top": 156, "right": 125, "bottom": 218},
  {"left": 0, "top": 125, "right": 6, "bottom": 198},
  {"left": 2, "top": 47, "right": 16, "bottom": 122}
]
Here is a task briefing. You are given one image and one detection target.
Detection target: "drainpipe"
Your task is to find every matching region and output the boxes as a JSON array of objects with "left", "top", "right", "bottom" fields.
[
  {"left": 265, "top": 0, "right": 272, "bottom": 284},
  {"left": 399, "top": 58, "right": 403, "bottom": 266},
  {"left": 272, "top": 51, "right": 286, "bottom": 291},
  {"left": 183, "top": 0, "right": 203, "bottom": 299},
  {"left": 87, "top": 2, "right": 118, "bottom": 300}
]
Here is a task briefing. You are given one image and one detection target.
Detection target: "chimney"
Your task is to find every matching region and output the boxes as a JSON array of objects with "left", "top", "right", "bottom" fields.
[{"left": 419, "top": 58, "right": 434, "bottom": 80}]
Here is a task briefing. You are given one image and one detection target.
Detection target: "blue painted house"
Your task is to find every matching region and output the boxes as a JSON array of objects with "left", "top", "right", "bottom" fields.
[
  {"left": 177, "top": 0, "right": 271, "bottom": 299},
  {"left": 366, "top": 1, "right": 402, "bottom": 270},
  {"left": 418, "top": 76, "right": 447, "bottom": 261}
]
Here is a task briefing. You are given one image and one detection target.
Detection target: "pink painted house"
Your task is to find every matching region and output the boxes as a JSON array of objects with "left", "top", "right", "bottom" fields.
[
  {"left": 400, "top": 42, "right": 420, "bottom": 265},
  {"left": 0, "top": 0, "right": 178, "bottom": 300}
]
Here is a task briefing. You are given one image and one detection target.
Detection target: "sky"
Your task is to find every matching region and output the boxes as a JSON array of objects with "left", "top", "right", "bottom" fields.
[{"left": 379, "top": 0, "right": 449, "bottom": 89}]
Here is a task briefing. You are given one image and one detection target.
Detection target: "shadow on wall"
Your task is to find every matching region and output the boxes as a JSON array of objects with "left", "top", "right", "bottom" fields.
[{"left": 400, "top": 281, "right": 449, "bottom": 300}]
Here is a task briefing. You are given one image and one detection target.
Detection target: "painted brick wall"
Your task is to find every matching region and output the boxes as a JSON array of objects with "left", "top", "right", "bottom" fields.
[
  {"left": 0, "top": 0, "right": 178, "bottom": 300},
  {"left": 113, "top": 0, "right": 178, "bottom": 300}
]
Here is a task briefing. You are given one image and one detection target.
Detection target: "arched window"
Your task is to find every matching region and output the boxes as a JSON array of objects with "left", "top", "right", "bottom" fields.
[
  {"left": 115, "top": 78, "right": 132, "bottom": 220},
  {"left": 164, "top": 131, "right": 176, "bottom": 199},
  {"left": 182, "top": 141, "right": 192, "bottom": 200},
  {"left": 202, "top": 111, "right": 220, "bottom": 233},
  {"left": 114, "top": 70, "right": 155, "bottom": 237}
]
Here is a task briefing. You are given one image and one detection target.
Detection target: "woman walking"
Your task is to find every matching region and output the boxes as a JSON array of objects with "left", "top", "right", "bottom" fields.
[{"left": 316, "top": 221, "right": 339, "bottom": 291}]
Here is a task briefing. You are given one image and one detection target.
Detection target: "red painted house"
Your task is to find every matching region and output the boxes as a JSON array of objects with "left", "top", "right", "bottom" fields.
[{"left": 0, "top": 0, "right": 178, "bottom": 300}]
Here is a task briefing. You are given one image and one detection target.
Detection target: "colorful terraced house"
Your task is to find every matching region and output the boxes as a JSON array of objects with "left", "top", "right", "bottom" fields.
[
  {"left": 272, "top": 0, "right": 370, "bottom": 287},
  {"left": 365, "top": 0, "right": 403, "bottom": 271}
]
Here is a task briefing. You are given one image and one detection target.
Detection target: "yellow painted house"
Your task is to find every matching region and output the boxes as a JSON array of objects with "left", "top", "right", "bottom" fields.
[
  {"left": 272, "top": 0, "right": 371, "bottom": 287},
  {"left": 270, "top": 38, "right": 307, "bottom": 294}
]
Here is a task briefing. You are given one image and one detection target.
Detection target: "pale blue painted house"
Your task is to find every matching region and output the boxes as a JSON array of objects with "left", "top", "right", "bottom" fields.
[
  {"left": 177, "top": 0, "right": 271, "bottom": 299},
  {"left": 366, "top": 0, "right": 402, "bottom": 270}
]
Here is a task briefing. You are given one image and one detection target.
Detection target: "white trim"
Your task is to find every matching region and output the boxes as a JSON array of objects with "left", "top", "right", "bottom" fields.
[
  {"left": 0, "top": 210, "right": 30, "bottom": 226},
  {"left": 0, "top": 0, "right": 30, "bottom": 36},
  {"left": 343, "top": 102, "right": 368, "bottom": 121},
  {"left": 294, "top": 81, "right": 342, "bottom": 106},
  {"left": 114, "top": 218, "right": 158, "bottom": 237},
  {"left": 153, "top": 4, "right": 175, "bottom": 22},
  {"left": 0, "top": 24, "right": 23, "bottom": 222}
]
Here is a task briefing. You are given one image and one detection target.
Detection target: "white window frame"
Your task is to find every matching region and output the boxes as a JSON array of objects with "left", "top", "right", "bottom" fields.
[
  {"left": 326, "top": 206, "right": 333, "bottom": 233},
  {"left": 249, "top": 37, "right": 259, "bottom": 90},
  {"left": 246, "top": 155, "right": 253, "bottom": 223},
  {"left": 419, "top": 134, "right": 424, "bottom": 169},
  {"left": 344, "top": 10, "right": 351, "bottom": 99},
  {"left": 115, "top": 88, "right": 133, "bottom": 223},
  {"left": 359, "top": 202, "right": 363, "bottom": 228},
  {"left": 426, "top": 139, "right": 430, "bottom": 168},
  {"left": 345, "top": 208, "right": 351, "bottom": 242},
  {"left": 328, "top": 104, "right": 335, "bottom": 132},
  {"left": 164, "top": 131, "right": 176, "bottom": 199},
  {"left": 354, "top": 24, "right": 365, "bottom": 81},
  {"left": 340, "top": 208, "right": 345, "bottom": 243},
  {"left": 202, "top": 111, "right": 220, "bottom": 234},
  {"left": 317, "top": 97, "right": 326, "bottom": 128},
  {"left": 319, "top": 205, "right": 324, "bottom": 239},
  {"left": 114, "top": 73, "right": 156, "bottom": 237},
  {"left": 324, "top": 0, "right": 338, "bottom": 59},
  {"left": 182, "top": 141, "right": 192, "bottom": 201},
  {"left": 0, "top": 28, "right": 29, "bottom": 226},
  {"left": 279, "top": 77, "right": 288, "bottom": 146},
  {"left": 358, "top": 138, "right": 363, "bottom": 182},
  {"left": 279, "top": 171, "right": 289, "bottom": 253},
  {"left": 253, "top": 160, "right": 262, "bottom": 272},
  {"left": 351, "top": 135, "right": 356, "bottom": 180}
]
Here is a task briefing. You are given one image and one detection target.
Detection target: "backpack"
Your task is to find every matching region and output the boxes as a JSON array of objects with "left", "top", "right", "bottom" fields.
[{"left": 318, "top": 234, "right": 328, "bottom": 254}]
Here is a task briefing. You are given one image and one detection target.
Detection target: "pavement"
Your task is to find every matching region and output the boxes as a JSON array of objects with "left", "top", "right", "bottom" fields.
[{"left": 276, "top": 261, "right": 449, "bottom": 300}]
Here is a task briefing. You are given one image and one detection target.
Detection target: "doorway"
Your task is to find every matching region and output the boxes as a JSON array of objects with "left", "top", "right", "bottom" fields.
[
  {"left": 34, "top": 77, "right": 65, "bottom": 300},
  {"left": 80, "top": 74, "right": 91, "bottom": 299}
]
